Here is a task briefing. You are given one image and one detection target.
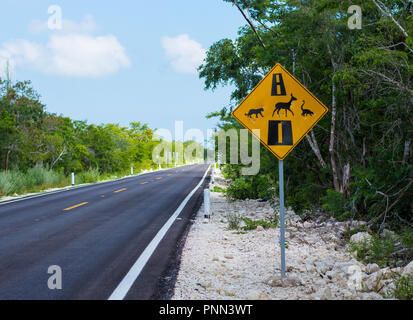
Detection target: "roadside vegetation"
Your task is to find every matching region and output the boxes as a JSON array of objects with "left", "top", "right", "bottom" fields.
[
  {"left": 348, "top": 228, "right": 413, "bottom": 268},
  {"left": 386, "top": 274, "right": 413, "bottom": 300},
  {"left": 203, "top": 0, "right": 412, "bottom": 292},
  {"left": 226, "top": 211, "right": 278, "bottom": 231},
  {"left": 203, "top": 0, "right": 411, "bottom": 247},
  {"left": 0, "top": 79, "right": 203, "bottom": 198}
]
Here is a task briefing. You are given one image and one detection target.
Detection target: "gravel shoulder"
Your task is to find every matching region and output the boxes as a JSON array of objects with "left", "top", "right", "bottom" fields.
[{"left": 171, "top": 169, "right": 400, "bottom": 300}]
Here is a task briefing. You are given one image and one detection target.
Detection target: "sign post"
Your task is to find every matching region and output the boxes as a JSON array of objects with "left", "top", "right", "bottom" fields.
[
  {"left": 231, "top": 63, "right": 328, "bottom": 278},
  {"left": 279, "top": 160, "right": 286, "bottom": 277}
]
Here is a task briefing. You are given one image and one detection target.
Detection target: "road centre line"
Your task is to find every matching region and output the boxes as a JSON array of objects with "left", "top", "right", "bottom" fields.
[
  {"left": 114, "top": 188, "right": 127, "bottom": 193},
  {"left": 108, "top": 165, "right": 211, "bottom": 300},
  {"left": 63, "top": 202, "right": 88, "bottom": 211}
]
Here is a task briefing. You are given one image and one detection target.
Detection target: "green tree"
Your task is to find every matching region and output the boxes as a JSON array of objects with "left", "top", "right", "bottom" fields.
[{"left": 200, "top": 0, "right": 412, "bottom": 229}]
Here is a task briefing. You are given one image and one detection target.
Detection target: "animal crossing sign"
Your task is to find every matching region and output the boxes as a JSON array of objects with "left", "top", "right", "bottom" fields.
[{"left": 232, "top": 63, "right": 328, "bottom": 160}]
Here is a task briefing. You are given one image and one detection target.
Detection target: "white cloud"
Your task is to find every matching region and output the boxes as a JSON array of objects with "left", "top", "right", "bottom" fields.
[
  {"left": 0, "top": 15, "right": 130, "bottom": 78},
  {"left": 161, "top": 34, "right": 206, "bottom": 74},
  {"left": 45, "top": 34, "right": 130, "bottom": 77}
]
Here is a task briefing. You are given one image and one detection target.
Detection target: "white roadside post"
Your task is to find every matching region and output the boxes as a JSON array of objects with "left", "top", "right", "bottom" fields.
[
  {"left": 71, "top": 172, "right": 75, "bottom": 186},
  {"left": 131, "top": 167, "right": 134, "bottom": 175},
  {"left": 211, "top": 167, "right": 215, "bottom": 184},
  {"left": 204, "top": 189, "right": 211, "bottom": 219}
]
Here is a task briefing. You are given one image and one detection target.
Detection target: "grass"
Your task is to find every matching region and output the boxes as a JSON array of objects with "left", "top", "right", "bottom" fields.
[
  {"left": 226, "top": 212, "right": 241, "bottom": 230},
  {"left": 76, "top": 167, "right": 100, "bottom": 184},
  {"left": 226, "top": 213, "right": 279, "bottom": 232},
  {"left": 0, "top": 165, "right": 146, "bottom": 199},
  {"left": 212, "top": 186, "right": 225, "bottom": 193},
  {"left": 0, "top": 166, "right": 69, "bottom": 197},
  {"left": 348, "top": 228, "right": 413, "bottom": 268},
  {"left": 240, "top": 217, "right": 279, "bottom": 231},
  {"left": 387, "top": 275, "right": 413, "bottom": 300}
]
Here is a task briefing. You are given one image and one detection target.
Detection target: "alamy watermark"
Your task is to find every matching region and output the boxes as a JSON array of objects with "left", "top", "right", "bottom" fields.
[
  {"left": 47, "top": 5, "right": 63, "bottom": 30},
  {"left": 151, "top": 121, "right": 261, "bottom": 176},
  {"left": 348, "top": 5, "right": 362, "bottom": 30},
  {"left": 347, "top": 265, "right": 363, "bottom": 290},
  {"left": 47, "top": 265, "right": 62, "bottom": 290}
]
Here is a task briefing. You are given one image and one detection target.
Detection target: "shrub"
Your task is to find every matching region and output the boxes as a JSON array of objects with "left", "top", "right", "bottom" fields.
[
  {"left": 0, "top": 167, "right": 69, "bottom": 197},
  {"left": 240, "top": 216, "right": 278, "bottom": 231},
  {"left": 288, "top": 183, "right": 325, "bottom": 215},
  {"left": 77, "top": 168, "right": 100, "bottom": 184},
  {"left": 25, "top": 166, "right": 64, "bottom": 189},
  {"left": 321, "top": 189, "right": 351, "bottom": 221},
  {"left": 225, "top": 175, "right": 276, "bottom": 201},
  {"left": 349, "top": 233, "right": 400, "bottom": 268},
  {"left": 226, "top": 212, "right": 241, "bottom": 230},
  {"left": 0, "top": 170, "right": 25, "bottom": 195},
  {"left": 226, "top": 177, "right": 252, "bottom": 200},
  {"left": 212, "top": 186, "right": 225, "bottom": 193},
  {"left": 387, "top": 275, "right": 413, "bottom": 300}
]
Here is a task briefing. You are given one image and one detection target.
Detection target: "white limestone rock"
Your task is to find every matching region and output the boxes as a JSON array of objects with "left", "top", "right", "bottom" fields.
[
  {"left": 402, "top": 261, "right": 413, "bottom": 277},
  {"left": 366, "top": 263, "right": 380, "bottom": 274},
  {"left": 350, "top": 232, "right": 372, "bottom": 244}
]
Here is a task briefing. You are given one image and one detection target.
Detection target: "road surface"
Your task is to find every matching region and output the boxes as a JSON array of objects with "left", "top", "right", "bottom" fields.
[{"left": 0, "top": 164, "right": 210, "bottom": 300}]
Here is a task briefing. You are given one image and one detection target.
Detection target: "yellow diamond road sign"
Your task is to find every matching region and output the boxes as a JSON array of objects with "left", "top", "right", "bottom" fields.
[{"left": 232, "top": 63, "right": 328, "bottom": 160}]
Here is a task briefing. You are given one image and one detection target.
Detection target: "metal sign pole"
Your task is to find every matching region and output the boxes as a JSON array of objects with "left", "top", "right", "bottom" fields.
[{"left": 279, "top": 159, "right": 286, "bottom": 278}]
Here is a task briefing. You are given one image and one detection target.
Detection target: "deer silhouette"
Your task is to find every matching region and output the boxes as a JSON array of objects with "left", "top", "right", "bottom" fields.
[
  {"left": 300, "top": 100, "right": 314, "bottom": 117},
  {"left": 272, "top": 93, "right": 297, "bottom": 117}
]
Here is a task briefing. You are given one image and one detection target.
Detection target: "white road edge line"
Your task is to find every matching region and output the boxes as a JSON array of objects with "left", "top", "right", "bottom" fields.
[{"left": 108, "top": 165, "right": 211, "bottom": 300}]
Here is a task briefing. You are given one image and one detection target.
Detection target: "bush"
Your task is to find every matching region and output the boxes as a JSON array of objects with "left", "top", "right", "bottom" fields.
[
  {"left": 77, "top": 168, "right": 100, "bottom": 184},
  {"left": 226, "top": 177, "right": 252, "bottom": 200},
  {"left": 348, "top": 164, "right": 412, "bottom": 230},
  {"left": 25, "top": 166, "right": 64, "bottom": 189},
  {"left": 225, "top": 175, "right": 276, "bottom": 201},
  {"left": 240, "top": 216, "right": 278, "bottom": 231},
  {"left": 288, "top": 183, "right": 325, "bottom": 215},
  {"left": 0, "top": 167, "right": 67, "bottom": 196},
  {"left": 212, "top": 186, "right": 225, "bottom": 193},
  {"left": 387, "top": 275, "right": 413, "bottom": 300},
  {"left": 349, "top": 232, "right": 404, "bottom": 268},
  {"left": 321, "top": 189, "right": 351, "bottom": 221},
  {"left": 226, "top": 212, "right": 241, "bottom": 230},
  {"left": 0, "top": 170, "right": 25, "bottom": 195}
]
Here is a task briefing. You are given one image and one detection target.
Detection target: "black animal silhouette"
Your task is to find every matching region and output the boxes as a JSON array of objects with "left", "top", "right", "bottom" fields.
[
  {"left": 245, "top": 107, "right": 264, "bottom": 119},
  {"left": 272, "top": 93, "right": 297, "bottom": 117},
  {"left": 300, "top": 100, "right": 314, "bottom": 117}
]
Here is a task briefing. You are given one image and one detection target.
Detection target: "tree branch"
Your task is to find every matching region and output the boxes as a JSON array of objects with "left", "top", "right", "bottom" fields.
[
  {"left": 372, "top": 0, "right": 409, "bottom": 38},
  {"left": 232, "top": 0, "right": 266, "bottom": 49},
  {"left": 368, "top": 178, "right": 413, "bottom": 225}
]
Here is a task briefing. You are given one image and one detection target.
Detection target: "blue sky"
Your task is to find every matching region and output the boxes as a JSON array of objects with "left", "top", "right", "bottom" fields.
[{"left": 0, "top": 1, "right": 245, "bottom": 141}]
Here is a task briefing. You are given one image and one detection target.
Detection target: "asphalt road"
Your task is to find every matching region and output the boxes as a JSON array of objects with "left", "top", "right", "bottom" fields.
[{"left": 0, "top": 164, "right": 210, "bottom": 300}]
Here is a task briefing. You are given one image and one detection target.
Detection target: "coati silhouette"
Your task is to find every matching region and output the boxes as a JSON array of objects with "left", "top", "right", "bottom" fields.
[
  {"left": 245, "top": 107, "right": 264, "bottom": 119},
  {"left": 300, "top": 100, "right": 314, "bottom": 117},
  {"left": 273, "top": 93, "right": 297, "bottom": 117}
]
